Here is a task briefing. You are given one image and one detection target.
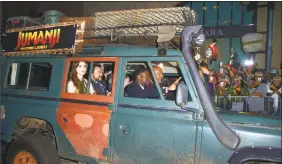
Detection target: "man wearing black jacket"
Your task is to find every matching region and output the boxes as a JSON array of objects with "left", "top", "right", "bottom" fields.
[
  {"left": 153, "top": 66, "right": 180, "bottom": 100},
  {"left": 91, "top": 64, "right": 108, "bottom": 95},
  {"left": 125, "top": 68, "right": 159, "bottom": 99}
]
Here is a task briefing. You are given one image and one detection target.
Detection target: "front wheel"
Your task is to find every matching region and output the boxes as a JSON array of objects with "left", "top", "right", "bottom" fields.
[{"left": 5, "top": 134, "right": 60, "bottom": 164}]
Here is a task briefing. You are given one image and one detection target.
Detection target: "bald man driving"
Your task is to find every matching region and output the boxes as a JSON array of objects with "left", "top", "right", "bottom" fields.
[{"left": 152, "top": 66, "right": 181, "bottom": 100}]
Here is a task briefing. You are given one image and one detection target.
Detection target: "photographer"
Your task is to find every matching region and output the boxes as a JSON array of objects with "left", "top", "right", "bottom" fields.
[{"left": 248, "top": 70, "right": 267, "bottom": 97}]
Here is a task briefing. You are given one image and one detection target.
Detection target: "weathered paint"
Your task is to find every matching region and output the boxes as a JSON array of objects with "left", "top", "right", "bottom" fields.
[
  {"left": 56, "top": 57, "right": 118, "bottom": 160},
  {"left": 218, "top": 112, "right": 281, "bottom": 126},
  {"left": 109, "top": 56, "right": 201, "bottom": 164},
  {"left": 0, "top": 57, "right": 99, "bottom": 163},
  {"left": 1, "top": 45, "right": 281, "bottom": 164},
  {"left": 57, "top": 102, "right": 111, "bottom": 160},
  {"left": 0, "top": 57, "right": 64, "bottom": 144},
  {"left": 198, "top": 120, "right": 281, "bottom": 164}
]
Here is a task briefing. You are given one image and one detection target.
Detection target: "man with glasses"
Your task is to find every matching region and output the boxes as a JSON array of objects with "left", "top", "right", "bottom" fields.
[{"left": 91, "top": 64, "right": 109, "bottom": 96}]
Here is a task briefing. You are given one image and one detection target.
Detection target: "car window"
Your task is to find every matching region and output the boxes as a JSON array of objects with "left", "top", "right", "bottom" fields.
[
  {"left": 151, "top": 61, "right": 192, "bottom": 102},
  {"left": 7, "top": 63, "right": 29, "bottom": 89},
  {"left": 124, "top": 62, "right": 161, "bottom": 99},
  {"left": 123, "top": 60, "right": 192, "bottom": 102},
  {"left": 65, "top": 61, "right": 114, "bottom": 96},
  {"left": 6, "top": 62, "right": 52, "bottom": 91},
  {"left": 91, "top": 62, "right": 115, "bottom": 96},
  {"left": 29, "top": 63, "right": 52, "bottom": 90},
  {"left": 66, "top": 61, "right": 91, "bottom": 94}
]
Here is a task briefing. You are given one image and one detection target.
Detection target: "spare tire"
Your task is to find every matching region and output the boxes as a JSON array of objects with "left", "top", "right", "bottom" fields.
[{"left": 5, "top": 134, "right": 60, "bottom": 164}]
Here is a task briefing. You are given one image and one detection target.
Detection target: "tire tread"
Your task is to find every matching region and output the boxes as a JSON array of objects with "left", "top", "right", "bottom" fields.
[{"left": 5, "top": 134, "right": 60, "bottom": 164}]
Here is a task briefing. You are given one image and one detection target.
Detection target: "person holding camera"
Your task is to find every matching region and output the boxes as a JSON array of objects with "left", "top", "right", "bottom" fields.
[{"left": 248, "top": 70, "right": 267, "bottom": 97}]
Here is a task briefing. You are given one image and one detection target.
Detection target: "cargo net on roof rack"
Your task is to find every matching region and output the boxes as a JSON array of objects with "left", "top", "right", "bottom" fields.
[
  {"left": 91, "top": 7, "right": 197, "bottom": 40},
  {"left": 4, "top": 7, "right": 197, "bottom": 48}
]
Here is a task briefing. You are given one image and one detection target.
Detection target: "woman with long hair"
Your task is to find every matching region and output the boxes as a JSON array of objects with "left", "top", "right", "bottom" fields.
[{"left": 66, "top": 61, "right": 95, "bottom": 94}]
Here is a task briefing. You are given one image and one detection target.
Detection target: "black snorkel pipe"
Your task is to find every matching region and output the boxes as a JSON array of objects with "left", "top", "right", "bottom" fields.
[{"left": 181, "top": 25, "right": 240, "bottom": 150}]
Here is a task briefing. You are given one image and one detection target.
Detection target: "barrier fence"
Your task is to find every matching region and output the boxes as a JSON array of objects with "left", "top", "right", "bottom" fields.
[{"left": 214, "top": 96, "right": 281, "bottom": 117}]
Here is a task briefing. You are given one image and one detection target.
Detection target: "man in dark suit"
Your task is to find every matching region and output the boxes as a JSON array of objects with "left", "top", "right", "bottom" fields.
[
  {"left": 153, "top": 66, "right": 180, "bottom": 100},
  {"left": 91, "top": 64, "right": 108, "bottom": 95},
  {"left": 125, "top": 68, "right": 159, "bottom": 99}
]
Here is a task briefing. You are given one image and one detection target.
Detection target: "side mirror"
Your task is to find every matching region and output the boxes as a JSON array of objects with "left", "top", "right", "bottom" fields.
[{"left": 176, "top": 83, "right": 189, "bottom": 108}]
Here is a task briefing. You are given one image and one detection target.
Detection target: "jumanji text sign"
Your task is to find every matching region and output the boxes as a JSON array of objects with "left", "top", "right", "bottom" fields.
[{"left": 2, "top": 24, "right": 78, "bottom": 55}]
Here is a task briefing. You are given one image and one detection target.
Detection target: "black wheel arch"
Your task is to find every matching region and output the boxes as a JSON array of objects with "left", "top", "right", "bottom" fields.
[
  {"left": 11, "top": 117, "right": 57, "bottom": 145},
  {"left": 227, "top": 146, "right": 282, "bottom": 164},
  {"left": 5, "top": 134, "right": 61, "bottom": 164}
]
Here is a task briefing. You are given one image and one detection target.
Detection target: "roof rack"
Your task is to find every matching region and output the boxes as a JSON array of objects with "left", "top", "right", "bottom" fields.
[
  {"left": 2, "top": 7, "right": 197, "bottom": 56},
  {"left": 92, "top": 7, "right": 197, "bottom": 38},
  {"left": 61, "top": 7, "right": 197, "bottom": 48}
]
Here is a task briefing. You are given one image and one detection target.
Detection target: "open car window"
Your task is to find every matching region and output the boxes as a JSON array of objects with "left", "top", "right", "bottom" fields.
[
  {"left": 151, "top": 61, "right": 192, "bottom": 102},
  {"left": 65, "top": 61, "right": 115, "bottom": 96},
  {"left": 123, "top": 60, "right": 192, "bottom": 102},
  {"left": 124, "top": 62, "right": 161, "bottom": 99}
]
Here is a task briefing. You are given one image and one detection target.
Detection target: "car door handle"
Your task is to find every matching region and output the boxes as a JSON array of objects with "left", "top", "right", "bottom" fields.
[{"left": 119, "top": 124, "right": 130, "bottom": 135}]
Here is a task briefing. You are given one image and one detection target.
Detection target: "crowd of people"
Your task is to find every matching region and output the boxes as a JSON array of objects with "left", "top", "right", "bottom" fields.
[
  {"left": 198, "top": 61, "right": 281, "bottom": 115},
  {"left": 199, "top": 62, "right": 281, "bottom": 97}
]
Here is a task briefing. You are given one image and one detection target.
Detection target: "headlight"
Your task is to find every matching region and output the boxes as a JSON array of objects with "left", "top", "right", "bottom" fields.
[
  {"left": 0, "top": 105, "right": 6, "bottom": 120},
  {"left": 193, "top": 53, "right": 203, "bottom": 64}
]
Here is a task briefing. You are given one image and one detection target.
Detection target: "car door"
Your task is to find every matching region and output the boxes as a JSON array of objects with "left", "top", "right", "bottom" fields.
[
  {"left": 111, "top": 57, "right": 202, "bottom": 164},
  {"left": 57, "top": 57, "right": 118, "bottom": 161}
]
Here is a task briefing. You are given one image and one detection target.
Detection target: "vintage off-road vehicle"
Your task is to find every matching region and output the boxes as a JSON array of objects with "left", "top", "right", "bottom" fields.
[{"left": 0, "top": 7, "right": 281, "bottom": 164}]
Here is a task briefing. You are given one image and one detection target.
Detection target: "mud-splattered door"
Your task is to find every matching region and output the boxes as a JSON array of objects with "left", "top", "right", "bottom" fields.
[
  {"left": 57, "top": 57, "right": 118, "bottom": 160},
  {"left": 111, "top": 57, "right": 200, "bottom": 164}
]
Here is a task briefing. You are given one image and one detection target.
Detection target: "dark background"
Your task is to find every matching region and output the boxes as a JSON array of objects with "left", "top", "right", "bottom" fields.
[
  {"left": 1, "top": 1, "right": 180, "bottom": 21},
  {"left": 0, "top": 1, "right": 180, "bottom": 40}
]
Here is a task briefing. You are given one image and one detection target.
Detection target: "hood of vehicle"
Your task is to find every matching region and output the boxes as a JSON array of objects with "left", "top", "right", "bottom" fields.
[{"left": 218, "top": 111, "right": 281, "bottom": 127}]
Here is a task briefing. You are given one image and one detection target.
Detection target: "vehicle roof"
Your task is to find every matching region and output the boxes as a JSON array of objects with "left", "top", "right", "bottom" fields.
[{"left": 3, "top": 45, "right": 183, "bottom": 58}]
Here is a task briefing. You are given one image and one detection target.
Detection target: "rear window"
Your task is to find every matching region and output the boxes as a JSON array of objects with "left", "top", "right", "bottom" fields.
[{"left": 6, "top": 63, "right": 52, "bottom": 91}]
